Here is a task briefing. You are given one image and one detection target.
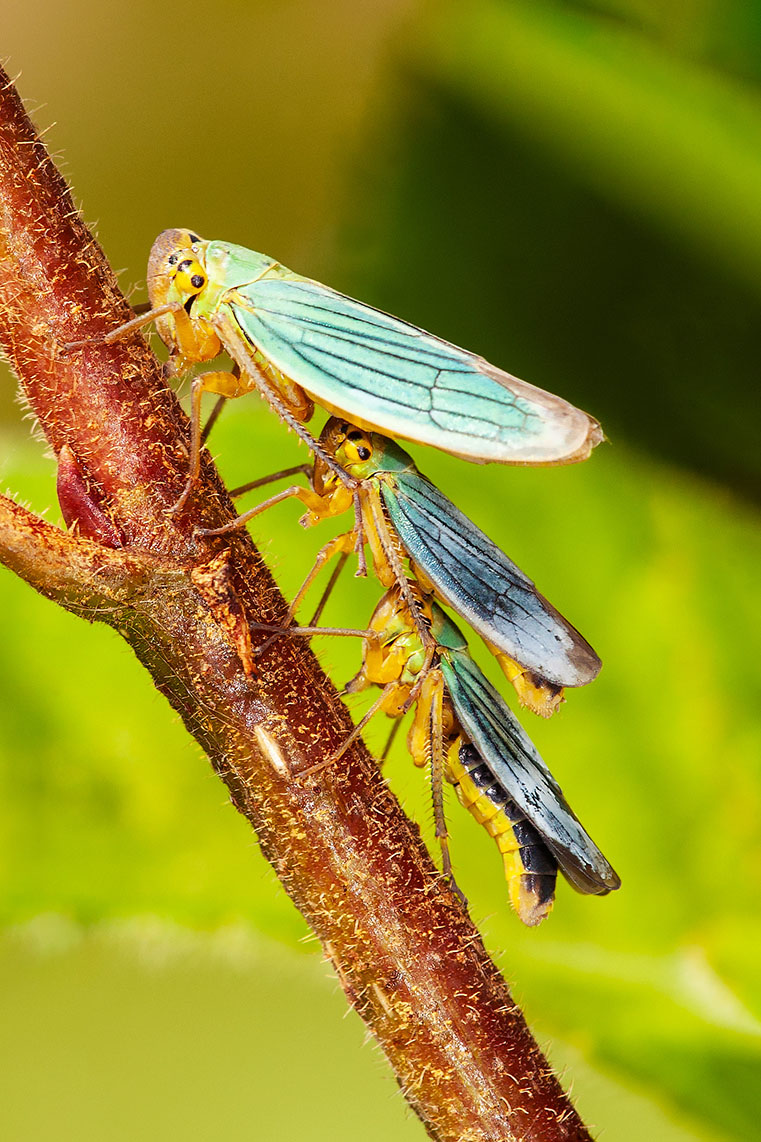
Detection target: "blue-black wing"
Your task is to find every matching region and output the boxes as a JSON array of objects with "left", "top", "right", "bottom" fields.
[
  {"left": 441, "top": 651, "right": 619, "bottom": 894},
  {"left": 382, "top": 468, "right": 600, "bottom": 688}
]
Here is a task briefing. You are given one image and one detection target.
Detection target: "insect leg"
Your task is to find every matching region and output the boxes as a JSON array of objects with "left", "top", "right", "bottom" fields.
[
  {"left": 353, "top": 493, "right": 367, "bottom": 579},
  {"left": 196, "top": 484, "right": 308, "bottom": 537},
  {"left": 62, "top": 301, "right": 183, "bottom": 353},
  {"left": 365, "top": 486, "right": 435, "bottom": 660},
  {"left": 409, "top": 673, "right": 465, "bottom": 903},
  {"left": 251, "top": 533, "right": 359, "bottom": 657},
  {"left": 286, "top": 532, "right": 358, "bottom": 622},
  {"left": 229, "top": 464, "right": 313, "bottom": 499},
  {"left": 378, "top": 717, "right": 403, "bottom": 768},
  {"left": 170, "top": 369, "right": 255, "bottom": 516},
  {"left": 298, "top": 680, "right": 404, "bottom": 778},
  {"left": 250, "top": 621, "right": 380, "bottom": 640},
  {"left": 200, "top": 395, "right": 227, "bottom": 446},
  {"left": 216, "top": 313, "right": 359, "bottom": 493},
  {"left": 308, "top": 551, "right": 350, "bottom": 626}
]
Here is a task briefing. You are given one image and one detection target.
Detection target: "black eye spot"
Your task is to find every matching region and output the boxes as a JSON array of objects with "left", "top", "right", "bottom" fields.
[
  {"left": 347, "top": 430, "right": 363, "bottom": 441},
  {"left": 357, "top": 446, "right": 371, "bottom": 461},
  {"left": 188, "top": 233, "right": 200, "bottom": 243},
  {"left": 168, "top": 254, "right": 178, "bottom": 266},
  {"left": 190, "top": 274, "right": 205, "bottom": 290}
]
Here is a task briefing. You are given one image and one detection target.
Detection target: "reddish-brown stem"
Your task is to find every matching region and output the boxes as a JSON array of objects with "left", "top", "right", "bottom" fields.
[{"left": 0, "top": 68, "right": 593, "bottom": 1141}]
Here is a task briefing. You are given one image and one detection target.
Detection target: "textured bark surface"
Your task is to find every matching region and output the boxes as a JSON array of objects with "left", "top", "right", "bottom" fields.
[{"left": 0, "top": 67, "right": 593, "bottom": 1141}]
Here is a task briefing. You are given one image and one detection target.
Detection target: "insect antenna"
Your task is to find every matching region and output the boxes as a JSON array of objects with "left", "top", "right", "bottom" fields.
[
  {"left": 309, "top": 551, "right": 350, "bottom": 626},
  {"left": 378, "top": 717, "right": 403, "bottom": 768},
  {"left": 228, "top": 464, "right": 313, "bottom": 499},
  {"left": 200, "top": 394, "right": 227, "bottom": 446}
]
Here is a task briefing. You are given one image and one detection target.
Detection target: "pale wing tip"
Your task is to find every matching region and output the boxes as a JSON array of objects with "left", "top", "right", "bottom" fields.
[
  {"left": 530, "top": 597, "right": 603, "bottom": 690},
  {"left": 481, "top": 362, "right": 605, "bottom": 466},
  {"left": 563, "top": 412, "right": 604, "bottom": 465},
  {"left": 529, "top": 402, "right": 603, "bottom": 467},
  {"left": 567, "top": 641, "right": 603, "bottom": 687}
]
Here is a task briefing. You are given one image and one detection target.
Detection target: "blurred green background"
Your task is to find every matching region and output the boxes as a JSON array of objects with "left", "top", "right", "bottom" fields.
[{"left": 2, "top": 1, "right": 761, "bottom": 1138}]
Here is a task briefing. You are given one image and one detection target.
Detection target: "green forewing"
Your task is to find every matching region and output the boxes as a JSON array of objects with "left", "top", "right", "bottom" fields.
[{"left": 224, "top": 269, "right": 595, "bottom": 464}]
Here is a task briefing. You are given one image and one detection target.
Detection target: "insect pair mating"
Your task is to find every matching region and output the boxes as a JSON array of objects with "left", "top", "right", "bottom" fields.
[
  {"left": 220, "top": 419, "right": 620, "bottom": 924},
  {"left": 66, "top": 228, "right": 619, "bottom": 924}
]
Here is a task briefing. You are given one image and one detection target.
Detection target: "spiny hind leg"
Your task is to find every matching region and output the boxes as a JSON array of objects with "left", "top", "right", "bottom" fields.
[{"left": 410, "top": 674, "right": 467, "bottom": 905}]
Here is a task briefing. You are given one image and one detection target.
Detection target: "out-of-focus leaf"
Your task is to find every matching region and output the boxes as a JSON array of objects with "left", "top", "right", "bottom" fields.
[
  {"left": 0, "top": 922, "right": 725, "bottom": 1142},
  {"left": 336, "top": 2, "right": 761, "bottom": 497},
  {"left": 417, "top": 0, "right": 761, "bottom": 291}
]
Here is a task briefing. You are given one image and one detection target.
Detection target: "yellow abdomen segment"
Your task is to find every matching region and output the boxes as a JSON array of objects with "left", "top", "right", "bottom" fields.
[{"left": 447, "top": 741, "right": 557, "bottom": 927}]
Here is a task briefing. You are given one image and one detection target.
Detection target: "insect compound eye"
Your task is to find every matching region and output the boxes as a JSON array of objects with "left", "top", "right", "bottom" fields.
[
  {"left": 346, "top": 428, "right": 372, "bottom": 458},
  {"left": 174, "top": 257, "right": 207, "bottom": 298}
]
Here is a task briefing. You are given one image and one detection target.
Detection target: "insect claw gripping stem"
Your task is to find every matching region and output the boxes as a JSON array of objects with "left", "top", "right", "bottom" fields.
[
  {"left": 166, "top": 473, "right": 196, "bottom": 518},
  {"left": 167, "top": 373, "right": 208, "bottom": 517}
]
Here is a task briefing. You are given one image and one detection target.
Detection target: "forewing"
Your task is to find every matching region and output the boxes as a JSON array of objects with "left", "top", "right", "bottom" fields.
[
  {"left": 441, "top": 652, "right": 619, "bottom": 894},
  {"left": 227, "top": 277, "right": 600, "bottom": 464},
  {"left": 382, "top": 471, "right": 600, "bottom": 687}
]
